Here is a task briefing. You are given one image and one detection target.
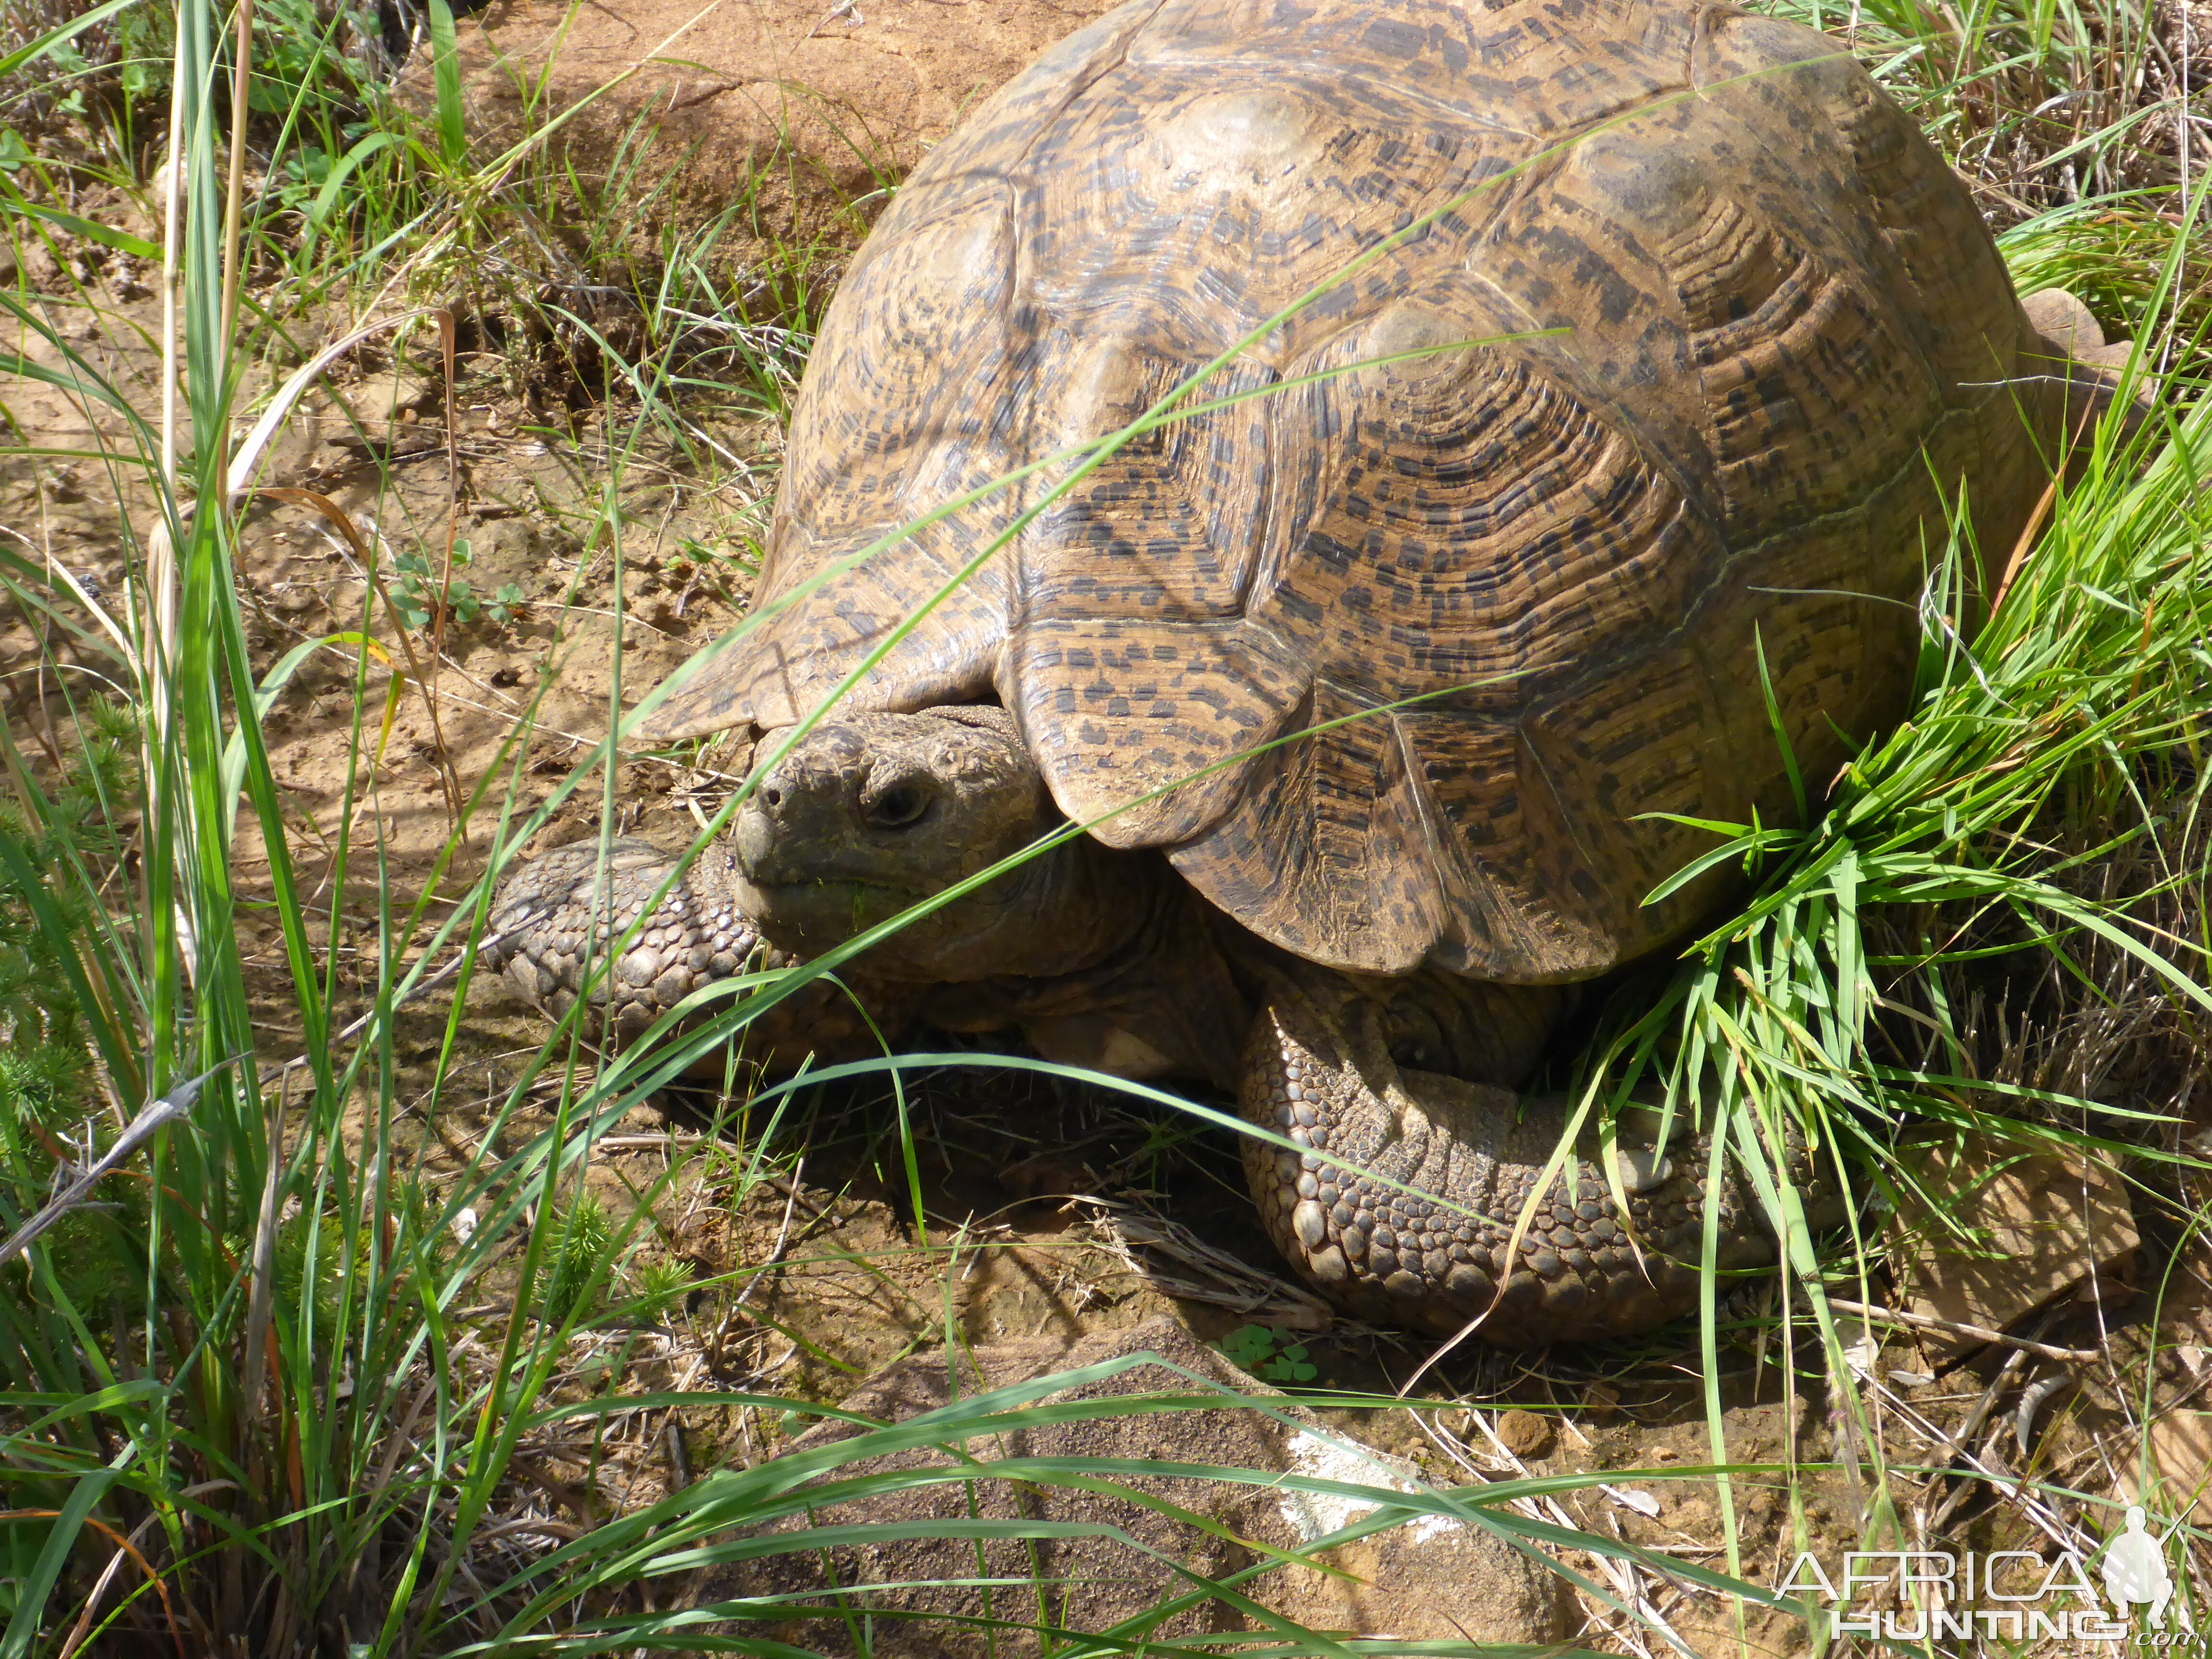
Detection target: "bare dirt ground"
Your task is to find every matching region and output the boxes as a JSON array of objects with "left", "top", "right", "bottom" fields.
[{"left": 8, "top": 156, "right": 2212, "bottom": 1653}]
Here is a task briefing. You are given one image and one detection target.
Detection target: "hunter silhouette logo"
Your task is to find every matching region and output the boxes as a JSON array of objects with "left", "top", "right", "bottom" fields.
[{"left": 2104, "top": 1506, "right": 2182, "bottom": 1629}]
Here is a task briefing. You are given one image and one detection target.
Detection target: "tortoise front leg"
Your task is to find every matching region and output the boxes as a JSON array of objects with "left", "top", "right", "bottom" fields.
[
  {"left": 1238, "top": 979, "right": 1833, "bottom": 1345},
  {"left": 485, "top": 836, "right": 910, "bottom": 1062}
]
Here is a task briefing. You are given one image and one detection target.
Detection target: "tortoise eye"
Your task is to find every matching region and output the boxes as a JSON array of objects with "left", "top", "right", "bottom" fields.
[{"left": 866, "top": 784, "right": 932, "bottom": 830}]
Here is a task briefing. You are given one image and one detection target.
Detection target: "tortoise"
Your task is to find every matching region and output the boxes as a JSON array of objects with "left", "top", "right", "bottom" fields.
[{"left": 487, "top": 0, "right": 2131, "bottom": 1344}]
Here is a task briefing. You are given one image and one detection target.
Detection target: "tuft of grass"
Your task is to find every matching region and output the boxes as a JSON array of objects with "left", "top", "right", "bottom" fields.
[
  {"left": 1781, "top": 0, "right": 2192, "bottom": 207},
  {"left": 1781, "top": 0, "right": 2212, "bottom": 380}
]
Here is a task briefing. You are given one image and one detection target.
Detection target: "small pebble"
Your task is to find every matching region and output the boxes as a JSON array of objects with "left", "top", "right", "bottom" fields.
[{"left": 1495, "top": 1409, "right": 1554, "bottom": 1459}]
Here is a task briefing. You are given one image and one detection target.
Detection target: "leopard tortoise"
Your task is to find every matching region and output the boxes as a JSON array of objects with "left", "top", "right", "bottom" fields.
[{"left": 488, "top": 0, "right": 2130, "bottom": 1343}]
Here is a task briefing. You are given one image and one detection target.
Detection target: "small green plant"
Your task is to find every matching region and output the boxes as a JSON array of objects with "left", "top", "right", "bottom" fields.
[
  {"left": 1218, "top": 1323, "right": 1320, "bottom": 1382},
  {"left": 392, "top": 540, "right": 527, "bottom": 630},
  {"left": 625, "top": 1254, "right": 696, "bottom": 1318},
  {"left": 542, "top": 1192, "right": 615, "bottom": 1323},
  {"left": 0, "top": 696, "right": 148, "bottom": 1313},
  {"left": 670, "top": 533, "right": 745, "bottom": 574}
]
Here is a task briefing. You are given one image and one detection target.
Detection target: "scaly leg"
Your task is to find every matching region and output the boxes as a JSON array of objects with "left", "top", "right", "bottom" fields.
[
  {"left": 484, "top": 836, "right": 912, "bottom": 1062},
  {"left": 1239, "top": 977, "right": 1840, "bottom": 1345}
]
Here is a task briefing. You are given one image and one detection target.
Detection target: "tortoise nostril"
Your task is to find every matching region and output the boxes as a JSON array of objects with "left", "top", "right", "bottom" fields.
[
  {"left": 761, "top": 784, "right": 783, "bottom": 809},
  {"left": 866, "top": 783, "right": 932, "bottom": 830}
]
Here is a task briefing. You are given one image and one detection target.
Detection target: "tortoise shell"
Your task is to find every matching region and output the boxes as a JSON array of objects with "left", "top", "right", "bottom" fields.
[{"left": 644, "top": 0, "right": 2056, "bottom": 981}]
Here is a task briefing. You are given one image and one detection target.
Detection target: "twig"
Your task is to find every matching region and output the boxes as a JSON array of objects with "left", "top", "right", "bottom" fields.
[
  {"left": 759, "top": 1168, "right": 834, "bottom": 1227},
  {"left": 1414, "top": 1409, "right": 1678, "bottom": 1659},
  {"left": 2013, "top": 1372, "right": 2074, "bottom": 1459},
  {"left": 707, "top": 1158, "right": 810, "bottom": 1379},
  {"left": 1826, "top": 1298, "right": 2100, "bottom": 1362},
  {"left": 1077, "top": 1195, "right": 1341, "bottom": 1331},
  {"left": 801, "top": 0, "right": 862, "bottom": 38},
  {"left": 733, "top": 1156, "right": 806, "bottom": 1312},
  {"left": 0, "top": 1059, "right": 244, "bottom": 1270},
  {"left": 1926, "top": 1343, "right": 2036, "bottom": 1533}
]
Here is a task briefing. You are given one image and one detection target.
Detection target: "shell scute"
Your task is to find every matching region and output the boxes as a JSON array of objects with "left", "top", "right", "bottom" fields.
[
  {"left": 1028, "top": 342, "right": 1276, "bottom": 624},
  {"left": 1249, "top": 318, "right": 1698, "bottom": 719},
  {"left": 1025, "top": 72, "right": 1523, "bottom": 363},
  {"left": 1012, "top": 616, "right": 1308, "bottom": 846}
]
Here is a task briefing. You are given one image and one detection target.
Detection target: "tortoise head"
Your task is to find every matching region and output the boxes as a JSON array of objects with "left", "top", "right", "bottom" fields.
[{"left": 733, "top": 705, "right": 1145, "bottom": 981}]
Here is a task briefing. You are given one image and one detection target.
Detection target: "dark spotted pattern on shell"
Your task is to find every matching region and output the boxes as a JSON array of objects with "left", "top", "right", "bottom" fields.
[
  {"left": 640, "top": 0, "right": 2060, "bottom": 986},
  {"left": 1240, "top": 985, "right": 1844, "bottom": 1343}
]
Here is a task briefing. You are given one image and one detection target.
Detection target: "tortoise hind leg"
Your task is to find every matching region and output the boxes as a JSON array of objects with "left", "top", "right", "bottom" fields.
[{"left": 1237, "top": 977, "right": 1829, "bottom": 1346}]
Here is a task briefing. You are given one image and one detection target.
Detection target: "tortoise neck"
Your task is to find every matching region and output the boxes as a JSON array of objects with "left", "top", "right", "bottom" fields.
[
  {"left": 992, "top": 866, "right": 1257, "bottom": 1089},
  {"left": 982, "top": 834, "right": 1182, "bottom": 979}
]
